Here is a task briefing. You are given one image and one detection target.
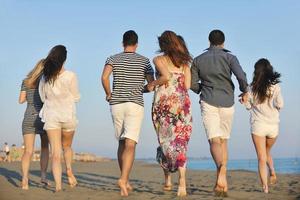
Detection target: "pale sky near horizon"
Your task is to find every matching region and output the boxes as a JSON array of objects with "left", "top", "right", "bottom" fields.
[{"left": 0, "top": 0, "right": 299, "bottom": 159}]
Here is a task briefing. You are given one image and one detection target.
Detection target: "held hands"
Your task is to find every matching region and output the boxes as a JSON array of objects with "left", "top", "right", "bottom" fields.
[
  {"left": 238, "top": 92, "right": 249, "bottom": 104},
  {"left": 146, "top": 82, "right": 155, "bottom": 92}
]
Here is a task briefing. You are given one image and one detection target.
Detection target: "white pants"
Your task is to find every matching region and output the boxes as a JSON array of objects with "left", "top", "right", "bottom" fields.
[{"left": 110, "top": 102, "right": 144, "bottom": 143}]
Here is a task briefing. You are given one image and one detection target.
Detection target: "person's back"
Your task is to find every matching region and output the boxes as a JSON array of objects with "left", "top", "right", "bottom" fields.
[
  {"left": 39, "top": 70, "right": 80, "bottom": 122},
  {"left": 107, "top": 52, "right": 152, "bottom": 107},
  {"left": 242, "top": 58, "right": 283, "bottom": 194},
  {"left": 248, "top": 84, "right": 283, "bottom": 124},
  {"left": 101, "top": 30, "right": 154, "bottom": 197},
  {"left": 155, "top": 57, "right": 188, "bottom": 95},
  {"left": 21, "top": 77, "right": 43, "bottom": 111},
  {"left": 192, "top": 46, "right": 248, "bottom": 107},
  {"left": 190, "top": 30, "right": 248, "bottom": 196},
  {"left": 150, "top": 31, "right": 192, "bottom": 197}
]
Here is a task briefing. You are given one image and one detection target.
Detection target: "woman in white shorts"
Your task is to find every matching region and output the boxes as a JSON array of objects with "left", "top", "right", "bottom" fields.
[
  {"left": 242, "top": 58, "right": 283, "bottom": 193},
  {"left": 39, "top": 45, "right": 80, "bottom": 192}
]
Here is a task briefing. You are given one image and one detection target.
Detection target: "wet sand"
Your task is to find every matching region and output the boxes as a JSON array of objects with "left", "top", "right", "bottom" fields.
[{"left": 0, "top": 161, "right": 299, "bottom": 200}]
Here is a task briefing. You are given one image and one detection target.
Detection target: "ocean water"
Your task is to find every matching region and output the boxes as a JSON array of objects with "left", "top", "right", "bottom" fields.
[
  {"left": 187, "top": 158, "right": 300, "bottom": 174},
  {"left": 142, "top": 158, "right": 300, "bottom": 174}
]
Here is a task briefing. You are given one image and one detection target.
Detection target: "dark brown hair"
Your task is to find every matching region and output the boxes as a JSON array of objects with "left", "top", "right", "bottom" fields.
[
  {"left": 158, "top": 31, "right": 192, "bottom": 68},
  {"left": 123, "top": 30, "right": 138, "bottom": 47},
  {"left": 43, "top": 45, "right": 67, "bottom": 84},
  {"left": 209, "top": 30, "right": 225, "bottom": 46},
  {"left": 251, "top": 58, "right": 281, "bottom": 103}
]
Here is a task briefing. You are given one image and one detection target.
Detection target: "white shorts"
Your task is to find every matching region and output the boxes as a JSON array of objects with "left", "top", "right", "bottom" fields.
[
  {"left": 251, "top": 122, "right": 279, "bottom": 138},
  {"left": 200, "top": 101, "right": 234, "bottom": 140},
  {"left": 110, "top": 102, "right": 144, "bottom": 143},
  {"left": 44, "top": 120, "right": 77, "bottom": 132}
]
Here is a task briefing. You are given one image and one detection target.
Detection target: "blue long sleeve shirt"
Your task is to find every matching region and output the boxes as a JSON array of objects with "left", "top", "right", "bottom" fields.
[{"left": 191, "top": 46, "right": 248, "bottom": 107}]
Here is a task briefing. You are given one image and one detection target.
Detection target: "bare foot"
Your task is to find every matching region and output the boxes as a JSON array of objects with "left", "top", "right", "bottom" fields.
[
  {"left": 163, "top": 184, "right": 172, "bottom": 191},
  {"left": 21, "top": 178, "right": 29, "bottom": 190},
  {"left": 127, "top": 182, "right": 133, "bottom": 191},
  {"left": 67, "top": 169, "right": 78, "bottom": 188},
  {"left": 41, "top": 178, "right": 51, "bottom": 186},
  {"left": 177, "top": 186, "right": 187, "bottom": 197},
  {"left": 55, "top": 185, "right": 62, "bottom": 192},
  {"left": 215, "top": 165, "right": 228, "bottom": 197},
  {"left": 163, "top": 176, "right": 172, "bottom": 191},
  {"left": 263, "top": 185, "right": 269, "bottom": 193},
  {"left": 269, "top": 173, "right": 277, "bottom": 185},
  {"left": 217, "top": 165, "right": 227, "bottom": 188},
  {"left": 118, "top": 179, "right": 128, "bottom": 196}
]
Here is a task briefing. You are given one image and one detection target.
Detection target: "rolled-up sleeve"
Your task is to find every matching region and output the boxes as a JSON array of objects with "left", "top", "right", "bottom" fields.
[
  {"left": 190, "top": 59, "right": 201, "bottom": 94},
  {"left": 229, "top": 55, "right": 248, "bottom": 93}
]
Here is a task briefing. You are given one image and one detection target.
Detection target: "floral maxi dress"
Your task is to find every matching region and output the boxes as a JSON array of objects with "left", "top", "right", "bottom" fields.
[{"left": 152, "top": 70, "right": 192, "bottom": 172}]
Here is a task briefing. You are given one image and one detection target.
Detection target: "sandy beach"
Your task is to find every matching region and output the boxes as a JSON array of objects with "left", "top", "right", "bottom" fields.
[{"left": 0, "top": 160, "right": 299, "bottom": 200}]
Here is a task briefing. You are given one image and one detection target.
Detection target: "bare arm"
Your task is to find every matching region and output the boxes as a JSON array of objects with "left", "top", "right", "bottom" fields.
[
  {"left": 184, "top": 65, "right": 191, "bottom": 90},
  {"left": 19, "top": 91, "right": 26, "bottom": 104},
  {"left": 147, "top": 56, "right": 170, "bottom": 91},
  {"left": 101, "top": 64, "right": 113, "bottom": 101}
]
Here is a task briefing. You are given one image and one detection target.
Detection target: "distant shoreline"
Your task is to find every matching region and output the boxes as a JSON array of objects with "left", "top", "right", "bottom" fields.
[{"left": 137, "top": 157, "right": 300, "bottom": 174}]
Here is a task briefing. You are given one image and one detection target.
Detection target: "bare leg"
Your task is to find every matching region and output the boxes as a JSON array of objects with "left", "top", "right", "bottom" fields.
[
  {"left": 252, "top": 134, "right": 268, "bottom": 193},
  {"left": 209, "top": 137, "right": 226, "bottom": 194},
  {"left": 62, "top": 130, "right": 77, "bottom": 187},
  {"left": 177, "top": 167, "right": 187, "bottom": 196},
  {"left": 117, "top": 140, "right": 132, "bottom": 190},
  {"left": 40, "top": 134, "right": 50, "bottom": 185},
  {"left": 118, "top": 138, "right": 136, "bottom": 196},
  {"left": 163, "top": 169, "right": 172, "bottom": 191},
  {"left": 117, "top": 140, "right": 125, "bottom": 170},
  {"left": 47, "top": 129, "right": 62, "bottom": 192},
  {"left": 266, "top": 137, "right": 277, "bottom": 184},
  {"left": 221, "top": 139, "right": 228, "bottom": 192},
  {"left": 21, "top": 134, "right": 35, "bottom": 190}
]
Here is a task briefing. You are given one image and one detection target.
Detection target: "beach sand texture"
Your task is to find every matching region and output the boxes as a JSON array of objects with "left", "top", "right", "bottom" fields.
[{"left": 0, "top": 161, "right": 299, "bottom": 200}]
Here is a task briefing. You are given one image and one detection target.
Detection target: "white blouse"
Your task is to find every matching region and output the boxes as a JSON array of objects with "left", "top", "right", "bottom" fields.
[
  {"left": 39, "top": 70, "right": 80, "bottom": 123},
  {"left": 244, "top": 84, "right": 284, "bottom": 125}
]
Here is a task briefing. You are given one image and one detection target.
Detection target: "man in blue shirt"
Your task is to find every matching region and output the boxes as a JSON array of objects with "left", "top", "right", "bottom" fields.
[{"left": 191, "top": 30, "right": 248, "bottom": 196}]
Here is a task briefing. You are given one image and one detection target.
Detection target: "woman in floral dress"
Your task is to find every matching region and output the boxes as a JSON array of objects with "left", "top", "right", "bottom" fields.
[{"left": 147, "top": 31, "right": 192, "bottom": 197}]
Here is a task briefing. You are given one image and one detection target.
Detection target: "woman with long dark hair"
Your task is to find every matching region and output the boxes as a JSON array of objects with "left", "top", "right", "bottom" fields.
[
  {"left": 39, "top": 45, "right": 80, "bottom": 192},
  {"left": 19, "top": 59, "right": 50, "bottom": 190},
  {"left": 242, "top": 58, "right": 283, "bottom": 193},
  {"left": 148, "top": 31, "right": 192, "bottom": 197}
]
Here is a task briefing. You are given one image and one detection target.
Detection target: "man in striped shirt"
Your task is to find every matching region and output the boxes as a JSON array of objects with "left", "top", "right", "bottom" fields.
[{"left": 101, "top": 30, "right": 154, "bottom": 197}]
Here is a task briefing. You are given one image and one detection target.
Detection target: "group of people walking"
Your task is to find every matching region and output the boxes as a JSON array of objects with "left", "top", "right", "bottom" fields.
[{"left": 19, "top": 29, "right": 283, "bottom": 197}]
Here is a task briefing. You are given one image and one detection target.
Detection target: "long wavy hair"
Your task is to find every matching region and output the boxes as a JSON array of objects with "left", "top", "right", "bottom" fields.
[
  {"left": 158, "top": 31, "right": 192, "bottom": 68},
  {"left": 251, "top": 58, "right": 281, "bottom": 103},
  {"left": 24, "top": 59, "right": 45, "bottom": 89},
  {"left": 43, "top": 45, "right": 67, "bottom": 84}
]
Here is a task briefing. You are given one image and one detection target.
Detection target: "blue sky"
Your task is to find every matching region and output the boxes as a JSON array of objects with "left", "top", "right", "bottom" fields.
[{"left": 0, "top": 0, "right": 299, "bottom": 159}]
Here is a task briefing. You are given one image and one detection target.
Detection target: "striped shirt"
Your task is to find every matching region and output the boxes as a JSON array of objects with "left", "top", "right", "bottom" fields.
[{"left": 105, "top": 52, "right": 154, "bottom": 107}]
